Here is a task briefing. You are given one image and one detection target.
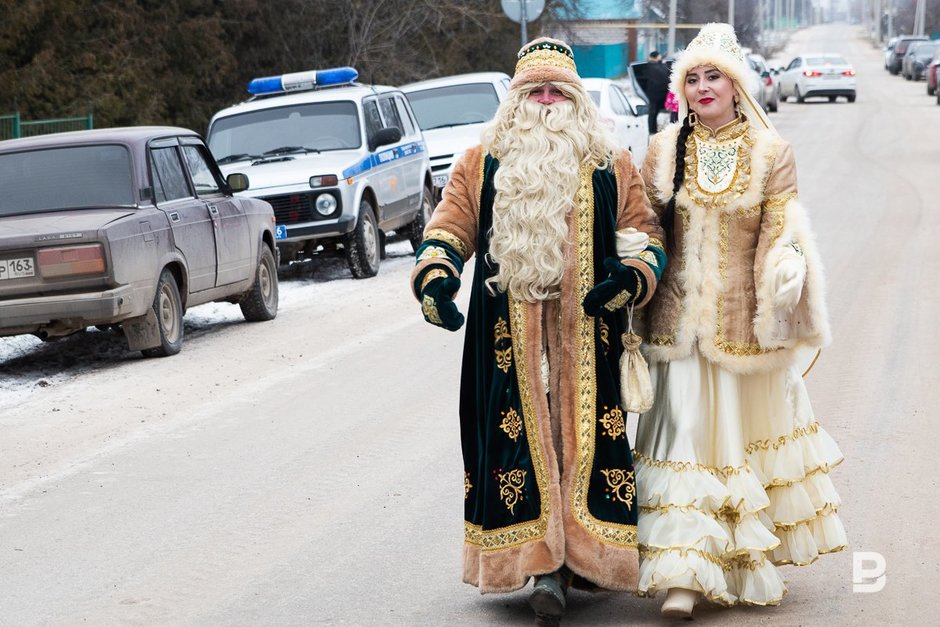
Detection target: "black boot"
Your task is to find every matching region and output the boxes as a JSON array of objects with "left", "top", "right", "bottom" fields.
[{"left": 529, "top": 566, "right": 573, "bottom": 626}]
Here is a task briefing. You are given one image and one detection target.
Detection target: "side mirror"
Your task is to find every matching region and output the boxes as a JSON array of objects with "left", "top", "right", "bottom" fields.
[
  {"left": 635, "top": 103, "right": 649, "bottom": 116},
  {"left": 369, "top": 127, "right": 402, "bottom": 151},
  {"left": 760, "top": 70, "right": 771, "bottom": 78},
  {"left": 227, "top": 172, "right": 249, "bottom": 193}
]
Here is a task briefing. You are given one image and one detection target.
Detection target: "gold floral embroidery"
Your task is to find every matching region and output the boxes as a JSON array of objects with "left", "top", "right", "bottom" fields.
[
  {"left": 600, "top": 469, "right": 635, "bottom": 509},
  {"left": 647, "top": 237, "right": 666, "bottom": 252},
  {"left": 572, "top": 163, "right": 638, "bottom": 547},
  {"left": 417, "top": 245, "right": 448, "bottom": 261},
  {"left": 424, "top": 228, "right": 469, "bottom": 260},
  {"left": 494, "top": 317, "right": 511, "bottom": 343},
  {"left": 684, "top": 121, "right": 754, "bottom": 210},
  {"left": 421, "top": 295, "right": 442, "bottom": 324},
  {"left": 599, "top": 320, "right": 610, "bottom": 353},
  {"left": 598, "top": 405, "right": 626, "bottom": 439},
  {"left": 638, "top": 250, "right": 659, "bottom": 267},
  {"left": 499, "top": 408, "right": 523, "bottom": 441},
  {"left": 464, "top": 472, "right": 472, "bottom": 500},
  {"left": 495, "top": 347, "right": 513, "bottom": 373},
  {"left": 497, "top": 469, "right": 526, "bottom": 515},
  {"left": 493, "top": 316, "right": 513, "bottom": 373},
  {"left": 633, "top": 449, "right": 752, "bottom": 478},
  {"left": 745, "top": 422, "right": 821, "bottom": 454}
]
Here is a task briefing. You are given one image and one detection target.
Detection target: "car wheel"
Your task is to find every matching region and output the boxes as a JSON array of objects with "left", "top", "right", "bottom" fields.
[
  {"left": 408, "top": 185, "right": 434, "bottom": 253},
  {"left": 828, "top": 95, "right": 837, "bottom": 103},
  {"left": 796, "top": 86, "right": 805, "bottom": 104},
  {"left": 345, "top": 199, "right": 380, "bottom": 279},
  {"left": 928, "top": 83, "right": 935, "bottom": 96},
  {"left": 769, "top": 92, "right": 779, "bottom": 112},
  {"left": 847, "top": 94, "right": 856, "bottom": 103},
  {"left": 141, "top": 269, "right": 183, "bottom": 358},
  {"left": 239, "top": 245, "right": 279, "bottom": 322}
]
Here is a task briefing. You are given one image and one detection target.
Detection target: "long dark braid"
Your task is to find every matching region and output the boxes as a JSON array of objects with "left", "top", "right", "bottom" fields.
[{"left": 661, "top": 114, "right": 694, "bottom": 239}]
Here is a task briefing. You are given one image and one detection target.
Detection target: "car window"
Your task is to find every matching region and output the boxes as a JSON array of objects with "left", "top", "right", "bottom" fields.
[
  {"left": 787, "top": 58, "right": 801, "bottom": 70},
  {"left": 587, "top": 90, "right": 601, "bottom": 106},
  {"left": 151, "top": 146, "right": 192, "bottom": 203},
  {"left": 181, "top": 144, "right": 222, "bottom": 196},
  {"left": 362, "top": 100, "right": 383, "bottom": 138},
  {"left": 378, "top": 96, "right": 403, "bottom": 133},
  {"left": 608, "top": 86, "right": 628, "bottom": 115},
  {"left": 0, "top": 145, "right": 134, "bottom": 216},
  {"left": 207, "top": 101, "right": 361, "bottom": 160},
  {"left": 405, "top": 82, "right": 501, "bottom": 130},
  {"left": 393, "top": 95, "right": 417, "bottom": 137}
]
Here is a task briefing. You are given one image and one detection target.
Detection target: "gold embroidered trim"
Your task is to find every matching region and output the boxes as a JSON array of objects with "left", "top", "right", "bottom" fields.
[
  {"left": 420, "top": 268, "right": 448, "bottom": 293},
  {"left": 464, "top": 472, "right": 472, "bottom": 500},
  {"left": 497, "top": 469, "right": 526, "bottom": 515},
  {"left": 424, "top": 228, "right": 469, "bottom": 260},
  {"left": 515, "top": 49, "right": 577, "bottom": 74},
  {"left": 763, "top": 191, "right": 797, "bottom": 213},
  {"left": 499, "top": 408, "right": 523, "bottom": 441},
  {"left": 464, "top": 519, "right": 546, "bottom": 550},
  {"left": 640, "top": 546, "right": 728, "bottom": 569},
  {"left": 603, "top": 289, "right": 632, "bottom": 311},
  {"left": 599, "top": 319, "right": 610, "bottom": 353},
  {"left": 745, "top": 422, "right": 821, "bottom": 454},
  {"left": 638, "top": 250, "right": 659, "bottom": 267},
  {"left": 572, "top": 163, "right": 637, "bottom": 547},
  {"left": 691, "top": 115, "right": 749, "bottom": 142},
  {"left": 633, "top": 450, "right": 751, "bottom": 478},
  {"left": 421, "top": 294, "right": 442, "bottom": 324},
  {"left": 648, "top": 334, "right": 675, "bottom": 346},
  {"left": 600, "top": 469, "right": 635, "bottom": 509},
  {"left": 598, "top": 405, "right": 626, "bottom": 440},
  {"left": 647, "top": 237, "right": 665, "bottom": 252}
]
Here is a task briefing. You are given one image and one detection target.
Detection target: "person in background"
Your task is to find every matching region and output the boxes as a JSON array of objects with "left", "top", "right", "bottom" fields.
[
  {"left": 664, "top": 89, "right": 679, "bottom": 123},
  {"left": 410, "top": 37, "right": 666, "bottom": 626},
  {"left": 645, "top": 50, "right": 671, "bottom": 134},
  {"left": 635, "top": 23, "right": 846, "bottom": 619}
]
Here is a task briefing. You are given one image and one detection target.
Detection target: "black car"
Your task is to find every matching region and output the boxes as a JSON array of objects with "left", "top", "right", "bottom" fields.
[{"left": 888, "top": 35, "right": 928, "bottom": 75}]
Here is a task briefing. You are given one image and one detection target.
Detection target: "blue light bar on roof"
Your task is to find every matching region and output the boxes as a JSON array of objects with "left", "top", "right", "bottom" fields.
[{"left": 247, "top": 67, "right": 359, "bottom": 95}]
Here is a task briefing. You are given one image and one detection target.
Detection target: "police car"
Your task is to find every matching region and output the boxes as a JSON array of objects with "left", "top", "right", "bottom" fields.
[
  {"left": 401, "top": 72, "right": 509, "bottom": 202},
  {"left": 207, "top": 67, "right": 433, "bottom": 278}
]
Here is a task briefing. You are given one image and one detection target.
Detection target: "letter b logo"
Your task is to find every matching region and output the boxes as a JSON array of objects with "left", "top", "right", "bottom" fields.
[{"left": 853, "top": 551, "right": 886, "bottom": 593}]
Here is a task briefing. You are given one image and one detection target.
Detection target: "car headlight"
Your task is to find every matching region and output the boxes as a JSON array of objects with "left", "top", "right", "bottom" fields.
[{"left": 315, "top": 193, "right": 337, "bottom": 216}]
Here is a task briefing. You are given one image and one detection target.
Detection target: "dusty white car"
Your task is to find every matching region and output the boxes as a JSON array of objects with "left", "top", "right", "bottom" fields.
[
  {"left": 582, "top": 77, "right": 649, "bottom": 165},
  {"left": 401, "top": 72, "right": 510, "bottom": 201},
  {"left": 778, "top": 54, "right": 857, "bottom": 103}
]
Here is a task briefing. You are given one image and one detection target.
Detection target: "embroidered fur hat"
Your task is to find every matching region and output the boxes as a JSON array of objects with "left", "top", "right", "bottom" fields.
[
  {"left": 510, "top": 37, "right": 582, "bottom": 90},
  {"left": 669, "top": 23, "right": 770, "bottom": 129}
]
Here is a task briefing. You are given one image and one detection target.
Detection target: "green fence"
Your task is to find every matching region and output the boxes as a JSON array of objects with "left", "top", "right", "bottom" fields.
[{"left": 0, "top": 112, "right": 94, "bottom": 140}]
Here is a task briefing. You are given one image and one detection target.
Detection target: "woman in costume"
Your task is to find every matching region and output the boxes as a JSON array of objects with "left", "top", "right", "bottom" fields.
[{"left": 634, "top": 23, "right": 847, "bottom": 618}]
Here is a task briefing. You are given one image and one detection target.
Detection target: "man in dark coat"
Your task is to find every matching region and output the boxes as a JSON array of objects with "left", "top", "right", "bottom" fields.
[{"left": 645, "top": 50, "right": 671, "bottom": 134}]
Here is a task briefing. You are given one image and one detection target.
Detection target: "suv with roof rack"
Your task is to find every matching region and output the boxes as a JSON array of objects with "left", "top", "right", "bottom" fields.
[{"left": 207, "top": 67, "right": 433, "bottom": 278}]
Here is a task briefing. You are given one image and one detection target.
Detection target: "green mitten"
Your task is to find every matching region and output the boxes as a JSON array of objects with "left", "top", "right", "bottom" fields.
[
  {"left": 582, "top": 257, "right": 644, "bottom": 317},
  {"left": 420, "top": 272, "right": 464, "bottom": 331}
]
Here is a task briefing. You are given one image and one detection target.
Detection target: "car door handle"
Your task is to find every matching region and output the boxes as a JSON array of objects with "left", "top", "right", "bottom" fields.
[
  {"left": 208, "top": 205, "right": 219, "bottom": 215},
  {"left": 169, "top": 212, "right": 180, "bottom": 222}
]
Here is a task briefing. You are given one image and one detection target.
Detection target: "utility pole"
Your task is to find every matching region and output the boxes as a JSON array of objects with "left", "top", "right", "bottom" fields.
[
  {"left": 729, "top": 0, "right": 735, "bottom": 28},
  {"left": 913, "top": 0, "right": 926, "bottom": 36},
  {"left": 667, "top": 0, "right": 678, "bottom": 56}
]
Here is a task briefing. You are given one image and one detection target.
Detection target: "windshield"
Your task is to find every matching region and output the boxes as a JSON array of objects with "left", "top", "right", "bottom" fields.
[
  {"left": 207, "top": 101, "right": 361, "bottom": 162},
  {"left": 0, "top": 144, "right": 134, "bottom": 216},
  {"left": 405, "top": 83, "right": 500, "bottom": 130},
  {"left": 588, "top": 91, "right": 601, "bottom": 106}
]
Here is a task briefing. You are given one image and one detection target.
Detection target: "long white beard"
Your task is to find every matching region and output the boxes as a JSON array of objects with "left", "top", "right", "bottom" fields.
[{"left": 487, "top": 99, "right": 587, "bottom": 302}]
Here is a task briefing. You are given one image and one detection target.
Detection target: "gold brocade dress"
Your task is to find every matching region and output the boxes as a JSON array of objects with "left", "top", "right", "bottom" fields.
[{"left": 634, "top": 118, "right": 847, "bottom": 606}]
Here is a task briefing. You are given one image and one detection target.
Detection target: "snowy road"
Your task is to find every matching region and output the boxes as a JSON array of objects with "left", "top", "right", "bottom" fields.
[{"left": 1, "top": 22, "right": 937, "bottom": 626}]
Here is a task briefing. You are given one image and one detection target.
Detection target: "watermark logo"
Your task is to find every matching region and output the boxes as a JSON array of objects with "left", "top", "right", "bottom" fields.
[{"left": 853, "top": 551, "right": 886, "bottom": 593}]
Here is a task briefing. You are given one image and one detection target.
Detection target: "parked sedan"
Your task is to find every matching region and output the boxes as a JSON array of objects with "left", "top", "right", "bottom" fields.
[
  {"left": 778, "top": 54, "right": 856, "bottom": 103},
  {"left": 888, "top": 36, "right": 928, "bottom": 75},
  {"left": 747, "top": 53, "right": 780, "bottom": 113},
  {"left": 0, "top": 127, "right": 279, "bottom": 357},
  {"left": 903, "top": 41, "right": 939, "bottom": 81},
  {"left": 929, "top": 49, "right": 940, "bottom": 96},
  {"left": 583, "top": 77, "right": 649, "bottom": 164}
]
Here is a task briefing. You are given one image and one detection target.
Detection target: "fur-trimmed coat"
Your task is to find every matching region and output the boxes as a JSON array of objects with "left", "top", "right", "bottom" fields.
[
  {"left": 415, "top": 145, "right": 664, "bottom": 594},
  {"left": 641, "top": 118, "right": 830, "bottom": 374}
]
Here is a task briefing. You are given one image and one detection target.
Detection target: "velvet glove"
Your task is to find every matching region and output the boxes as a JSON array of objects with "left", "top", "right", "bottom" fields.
[
  {"left": 420, "top": 272, "right": 464, "bottom": 331},
  {"left": 582, "top": 257, "right": 644, "bottom": 317}
]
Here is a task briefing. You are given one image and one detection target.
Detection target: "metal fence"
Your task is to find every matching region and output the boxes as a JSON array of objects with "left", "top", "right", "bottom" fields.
[{"left": 0, "top": 112, "right": 94, "bottom": 140}]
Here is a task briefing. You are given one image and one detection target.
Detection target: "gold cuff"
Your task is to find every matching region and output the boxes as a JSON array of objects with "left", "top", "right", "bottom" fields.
[{"left": 420, "top": 268, "right": 448, "bottom": 293}]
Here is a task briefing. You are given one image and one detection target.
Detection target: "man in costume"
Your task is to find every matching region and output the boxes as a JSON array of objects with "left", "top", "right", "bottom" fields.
[{"left": 409, "top": 37, "right": 666, "bottom": 624}]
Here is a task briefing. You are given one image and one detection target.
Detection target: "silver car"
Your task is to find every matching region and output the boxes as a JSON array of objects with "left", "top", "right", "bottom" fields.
[{"left": 0, "top": 127, "right": 279, "bottom": 357}]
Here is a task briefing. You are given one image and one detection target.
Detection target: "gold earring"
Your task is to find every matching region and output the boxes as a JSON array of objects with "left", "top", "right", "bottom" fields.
[{"left": 688, "top": 111, "right": 698, "bottom": 125}]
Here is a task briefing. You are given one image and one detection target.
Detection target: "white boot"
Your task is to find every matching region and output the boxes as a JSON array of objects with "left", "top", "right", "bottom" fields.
[{"left": 660, "top": 587, "right": 700, "bottom": 619}]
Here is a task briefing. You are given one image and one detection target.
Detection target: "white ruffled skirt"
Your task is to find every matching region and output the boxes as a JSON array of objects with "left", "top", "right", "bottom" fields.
[{"left": 634, "top": 348, "right": 847, "bottom": 606}]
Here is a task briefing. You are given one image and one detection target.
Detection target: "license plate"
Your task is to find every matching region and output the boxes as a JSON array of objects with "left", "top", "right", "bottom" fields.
[
  {"left": 275, "top": 225, "right": 288, "bottom": 240},
  {"left": 433, "top": 174, "right": 449, "bottom": 189},
  {"left": 0, "top": 256, "right": 35, "bottom": 280}
]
